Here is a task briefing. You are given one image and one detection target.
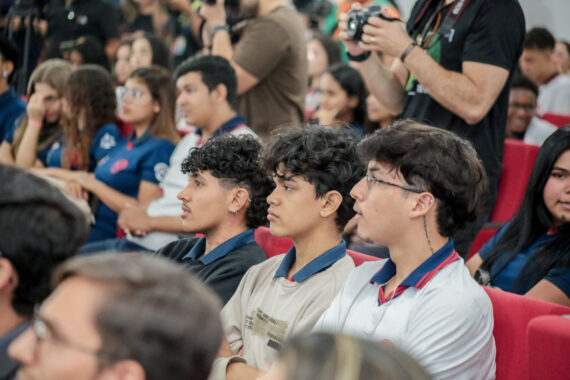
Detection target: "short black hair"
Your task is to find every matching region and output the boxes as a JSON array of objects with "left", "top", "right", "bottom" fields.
[
  {"left": 0, "top": 164, "right": 88, "bottom": 316},
  {"left": 510, "top": 73, "right": 539, "bottom": 97},
  {"left": 524, "top": 27, "right": 556, "bottom": 51},
  {"left": 174, "top": 55, "right": 238, "bottom": 108},
  {"left": 358, "top": 120, "right": 488, "bottom": 237},
  {"left": 263, "top": 125, "right": 365, "bottom": 232},
  {"left": 0, "top": 36, "right": 19, "bottom": 83},
  {"left": 181, "top": 135, "right": 273, "bottom": 229}
]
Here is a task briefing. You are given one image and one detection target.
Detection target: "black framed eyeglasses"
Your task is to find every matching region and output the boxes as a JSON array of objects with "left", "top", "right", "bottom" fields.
[
  {"left": 365, "top": 173, "right": 424, "bottom": 194},
  {"left": 32, "top": 305, "right": 118, "bottom": 361}
]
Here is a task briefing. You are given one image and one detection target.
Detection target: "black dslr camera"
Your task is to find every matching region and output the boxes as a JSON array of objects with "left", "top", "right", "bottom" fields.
[{"left": 346, "top": 5, "right": 399, "bottom": 41}]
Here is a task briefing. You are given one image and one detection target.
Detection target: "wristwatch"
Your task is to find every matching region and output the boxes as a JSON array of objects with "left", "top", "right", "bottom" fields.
[{"left": 211, "top": 25, "right": 230, "bottom": 37}]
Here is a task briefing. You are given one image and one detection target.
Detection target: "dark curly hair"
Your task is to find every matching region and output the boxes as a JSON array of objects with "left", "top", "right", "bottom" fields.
[
  {"left": 181, "top": 135, "right": 272, "bottom": 229},
  {"left": 358, "top": 120, "right": 489, "bottom": 237},
  {"left": 263, "top": 125, "right": 365, "bottom": 232},
  {"left": 62, "top": 64, "right": 117, "bottom": 170}
]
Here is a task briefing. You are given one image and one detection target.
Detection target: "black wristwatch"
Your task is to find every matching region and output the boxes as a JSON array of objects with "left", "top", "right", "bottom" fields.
[{"left": 211, "top": 24, "right": 230, "bottom": 37}]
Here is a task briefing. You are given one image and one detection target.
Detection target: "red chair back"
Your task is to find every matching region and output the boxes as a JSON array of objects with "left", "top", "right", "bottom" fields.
[
  {"left": 483, "top": 287, "right": 570, "bottom": 380},
  {"left": 541, "top": 112, "right": 570, "bottom": 128},
  {"left": 347, "top": 249, "right": 380, "bottom": 266},
  {"left": 526, "top": 315, "right": 570, "bottom": 380},
  {"left": 490, "top": 139, "right": 539, "bottom": 223},
  {"left": 254, "top": 226, "right": 294, "bottom": 257}
]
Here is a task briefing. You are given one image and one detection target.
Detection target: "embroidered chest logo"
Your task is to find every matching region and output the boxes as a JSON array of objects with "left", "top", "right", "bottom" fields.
[
  {"left": 245, "top": 308, "right": 288, "bottom": 351},
  {"left": 100, "top": 133, "right": 117, "bottom": 150},
  {"left": 111, "top": 159, "right": 129, "bottom": 174},
  {"left": 154, "top": 162, "right": 168, "bottom": 182}
]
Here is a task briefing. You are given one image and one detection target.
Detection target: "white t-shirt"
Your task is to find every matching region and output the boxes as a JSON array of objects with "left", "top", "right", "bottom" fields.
[
  {"left": 524, "top": 117, "right": 557, "bottom": 146},
  {"left": 314, "top": 242, "right": 496, "bottom": 380},
  {"left": 538, "top": 74, "right": 570, "bottom": 115}
]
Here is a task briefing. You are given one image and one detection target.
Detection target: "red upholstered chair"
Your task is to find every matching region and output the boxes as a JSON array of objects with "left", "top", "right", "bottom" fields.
[
  {"left": 469, "top": 140, "right": 539, "bottom": 257},
  {"left": 483, "top": 287, "right": 570, "bottom": 380},
  {"left": 541, "top": 112, "right": 570, "bottom": 128},
  {"left": 527, "top": 315, "right": 570, "bottom": 380},
  {"left": 254, "top": 226, "right": 293, "bottom": 258}
]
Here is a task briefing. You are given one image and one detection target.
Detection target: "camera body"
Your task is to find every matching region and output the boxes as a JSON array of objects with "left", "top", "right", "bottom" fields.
[{"left": 346, "top": 5, "right": 399, "bottom": 41}]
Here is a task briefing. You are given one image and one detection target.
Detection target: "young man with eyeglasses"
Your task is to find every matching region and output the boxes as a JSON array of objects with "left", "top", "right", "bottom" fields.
[
  {"left": 8, "top": 254, "right": 223, "bottom": 380},
  {"left": 314, "top": 121, "right": 496, "bottom": 379},
  {"left": 506, "top": 74, "right": 556, "bottom": 146},
  {"left": 0, "top": 164, "right": 87, "bottom": 380}
]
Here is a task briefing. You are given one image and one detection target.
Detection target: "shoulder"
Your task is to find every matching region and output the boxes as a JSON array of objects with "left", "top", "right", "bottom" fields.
[
  {"left": 157, "top": 236, "right": 199, "bottom": 261},
  {"left": 225, "top": 242, "right": 267, "bottom": 267}
]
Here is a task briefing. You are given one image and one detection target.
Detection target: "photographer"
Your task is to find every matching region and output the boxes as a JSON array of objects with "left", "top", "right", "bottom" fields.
[
  {"left": 199, "top": 0, "right": 307, "bottom": 138},
  {"left": 340, "top": 0, "right": 525, "bottom": 256}
]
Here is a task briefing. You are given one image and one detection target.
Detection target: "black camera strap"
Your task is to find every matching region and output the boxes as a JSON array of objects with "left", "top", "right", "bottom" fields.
[{"left": 413, "top": 0, "right": 472, "bottom": 48}]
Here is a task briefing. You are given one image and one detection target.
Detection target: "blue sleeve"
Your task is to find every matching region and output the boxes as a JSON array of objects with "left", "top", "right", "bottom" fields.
[
  {"left": 478, "top": 223, "right": 510, "bottom": 259},
  {"left": 90, "top": 124, "right": 123, "bottom": 167},
  {"left": 545, "top": 267, "right": 570, "bottom": 299},
  {"left": 140, "top": 139, "right": 175, "bottom": 184}
]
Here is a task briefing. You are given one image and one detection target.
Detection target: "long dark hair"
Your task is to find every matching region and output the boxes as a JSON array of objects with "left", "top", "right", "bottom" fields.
[
  {"left": 326, "top": 64, "right": 367, "bottom": 126},
  {"left": 479, "top": 126, "right": 570, "bottom": 293}
]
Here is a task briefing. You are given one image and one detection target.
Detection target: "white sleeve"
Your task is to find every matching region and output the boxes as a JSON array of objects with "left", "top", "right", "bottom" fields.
[{"left": 404, "top": 288, "right": 495, "bottom": 380}]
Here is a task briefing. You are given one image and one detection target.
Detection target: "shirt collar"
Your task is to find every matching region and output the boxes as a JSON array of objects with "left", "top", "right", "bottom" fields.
[
  {"left": 194, "top": 115, "right": 246, "bottom": 142},
  {"left": 182, "top": 229, "right": 256, "bottom": 265},
  {"left": 370, "top": 239, "right": 459, "bottom": 305},
  {"left": 275, "top": 240, "right": 347, "bottom": 283},
  {"left": 128, "top": 128, "right": 152, "bottom": 148}
]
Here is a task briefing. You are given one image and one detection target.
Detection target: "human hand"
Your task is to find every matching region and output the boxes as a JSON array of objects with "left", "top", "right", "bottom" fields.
[
  {"left": 27, "top": 92, "right": 46, "bottom": 123},
  {"left": 313, "top": 107, "right": 339, "bottom": 126},
  {"left": 69, "top": 171, "right": 96, "bottom": 190},
  {"left": 338, "top": 4, "right": 366, "bottom": 56},
  {"left": 198, "top": 0, "right": 226, "bottom": 27},
  {"left": 118, "top": 207, "right": 152, "bottom": 236},
  {"left": 161, "top": 0, "right": 192, "bottom": 13},
  {"left": 360, "top": 15, "right": 412, "bottom": 58},
  {"left": 64, "top": 180, "right": 88, "bottom": 200}
]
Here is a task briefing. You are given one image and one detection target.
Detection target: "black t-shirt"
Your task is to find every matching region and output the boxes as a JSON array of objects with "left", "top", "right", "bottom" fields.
[
  {"left": 45, "top": 0, "right": 120, "bottom": 58},
  {"left": 403, "top": 0, "right": 525, "bottom": 183}
]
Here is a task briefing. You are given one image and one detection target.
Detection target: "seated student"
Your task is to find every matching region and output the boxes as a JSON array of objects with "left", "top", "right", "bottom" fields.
[
  {"left": 210, "top": 126, "right": 364, "bottom": 380},
  {"left": 157, "top": 135, "right": 273, "bottom": 303},
  {"left": 8, "top": 254, "right": 223, "bottom": 380},
  {"left": 0, "top": 38, "right": 25, "bottom": 145},
  {"left": 0, "top": 164, "right": 87, "bottom": 379},
  {"left": 65, "top": 66, "right": 179, "bottom": 243},
  {"left": 0, "top": 59, "right": 72, "bottom": 166},
  {"left": 314, "top": 121, "right": 495, "bottom": 380},
  {"left": 79, "top": 55, "right": 256, "bottom": 254},
  {"left": 130, "top": 33, "right": 171, "bottom": 71},
  {"left": 312, "top": 64, "right": 367, "bottom": 135},
  {"left": 506, "top": 74, "right": 557, "bottom": 146},
  {"left": 467, "top": 126, "right": 570, "bottom": 307}
]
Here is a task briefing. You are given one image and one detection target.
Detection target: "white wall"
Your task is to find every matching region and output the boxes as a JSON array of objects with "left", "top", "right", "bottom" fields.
[{"left": 397, "top": 0, "right": 570, "bottom": 41}]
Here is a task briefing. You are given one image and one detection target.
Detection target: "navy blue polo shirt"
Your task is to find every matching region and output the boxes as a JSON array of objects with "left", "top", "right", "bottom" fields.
[
  {"left": 88, "top": 130, "right": 175, "bottom": 242},
  {"left": 182, "top": 229, "right": 256, "bottom": 264},
  {"left": 194, "top": 115, "right": 247, "bottom": 145},
  {"left": 45, "top": 123, "right": 122, "bottom": 170},
  {"left": 0, "top": 88, "right": 26, "bottom": 142},
  {"left": 370, "top": 239, "right": 459, "bottom": 305},
  {"left": 275, "top": 240, "right": 347, "bottom": 282}
]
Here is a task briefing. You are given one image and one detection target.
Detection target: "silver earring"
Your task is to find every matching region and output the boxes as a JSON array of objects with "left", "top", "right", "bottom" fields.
[
  {"left": 2, "top": 71, "right": 7, "bottom": 78},
  {"left": 409, "top": 212, "right": 414, "bottom": 217},
  {"left": 229, "top": 209, "right": 237, "bottom": 215}
]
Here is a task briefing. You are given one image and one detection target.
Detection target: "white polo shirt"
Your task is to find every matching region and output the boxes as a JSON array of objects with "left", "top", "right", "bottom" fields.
[{"left": 314, "top": 240, "right": 496, "bottom": 380}]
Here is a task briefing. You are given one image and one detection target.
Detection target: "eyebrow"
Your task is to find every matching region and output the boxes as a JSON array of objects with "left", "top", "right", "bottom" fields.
[{"left": 552, "top": 166, "right": 569, "bottom": 173}]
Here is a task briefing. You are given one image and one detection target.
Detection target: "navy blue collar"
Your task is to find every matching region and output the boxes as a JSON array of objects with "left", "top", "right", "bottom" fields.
[
  {"left": 182, "top": 229, "right": 256, "bottom": 265},
  {"left": 275, "top": 241, "right": 347, "bottom": 283},
  {"left": 194, "top": 115, "right": 246, "bottom": 140},
  {"left": 128, "top": 128, "right": 152, "bottom": 148},
  {"left": 371, "top": 239, "right": 459, "bottom": 305}
]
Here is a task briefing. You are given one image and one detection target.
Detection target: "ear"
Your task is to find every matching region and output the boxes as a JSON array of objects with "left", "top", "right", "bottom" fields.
[
  {"left": 2, "top": 61, "right": 14, "bottom": 77},
  {"left": 228, "top": 188, "right": 251, "bottom": 214},
  {"left": 319, "top": 190, "right": 343, "bottom": 218},
  {"left": 0, "top": 258, "right": 18, "bottom": 292},
  {"left": 152, "top": 99, "right": 161, "bottom": 114},
  {"left": 212, "top": 83, "right": 228, "bottom": 104},
  {"left": 104, "top": 359, "right": 146, "bottom": 380},
  {"left": 347, "top": 95, "right": 359, "bottom": 109},
  {"left": 408, "top": 193, "right": 436, "bottom": 219}
]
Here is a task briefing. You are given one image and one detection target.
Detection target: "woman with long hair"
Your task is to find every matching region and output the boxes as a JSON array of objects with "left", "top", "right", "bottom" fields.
[
  {"left": 0, "top": 59, "right": 72, "bottom": 167},
  {"left": 41, "top": 65, "right": 122, "bottom": 177},
  {"left": 312, "top": 64, "right": 367, "bottom": 135},
  {"left": 467, "top": 126, "right": 570, "bottom": 306},
  {"left": 129, "top": 33, "right": 171, "bottom": 71},
  {"left": 65, "top": 65, "right": 179, "bottom": 243}
]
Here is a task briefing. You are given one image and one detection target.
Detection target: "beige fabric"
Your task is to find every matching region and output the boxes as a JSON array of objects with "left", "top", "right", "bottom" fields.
[{"left": 209, "top": 254, "right": 354, "bottom": 379}]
